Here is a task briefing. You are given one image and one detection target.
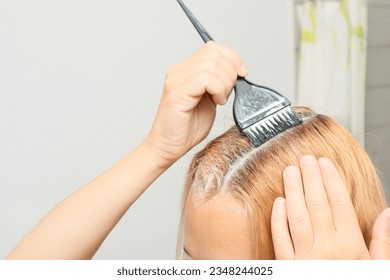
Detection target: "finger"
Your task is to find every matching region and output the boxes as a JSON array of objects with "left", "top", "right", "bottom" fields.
[
  {"left": 168, "top": 55, "right": 238, "bottom": 99},
  {"left": 369, "top": 208, "right": 390, "bottom": 260},
  {"left": 196, "top": 42, "right": 248, "bottom": 77},
  {"left": 173, "top": 42, "right": 247, "bottom": 79},
  {"left": 317, "top": 157, "right": 359, "bottom": 231},
  {"left": 284, "top": 166, "right": 313, "bottom": 251},
  {"left": 209, "top": 42, "right": 249, "bottom": 77},
  {"left": 165, "top": 61, "right": 230, "bottom": 94},
  {"left": 170, "top": 43, "right": 244, "bottom": 98},
  {"left": 300, "top": 155, "right": 334, "bottom": 234},
  {"left": 195, "top": 49, "right": 239, "bottom": 80},
  {"left": 165, "top": 62, "right": 187, "bottom": 78},
  {"left": 178, "top": 71, "right": 227, "bottom": 106},
  {"left": 271, "top": 197, "right": 294, "bottom": 259},
  {"left": 168, "top": 45, "right": 214, "bottom": 77},
  {"left": 186, "top": 58, "right": 237, "bottom": 96}
]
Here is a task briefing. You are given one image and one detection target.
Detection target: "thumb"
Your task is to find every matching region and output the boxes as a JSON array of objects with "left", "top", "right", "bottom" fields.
[{"left": 369, "top": 208, "right": 390, "bottom": 260}]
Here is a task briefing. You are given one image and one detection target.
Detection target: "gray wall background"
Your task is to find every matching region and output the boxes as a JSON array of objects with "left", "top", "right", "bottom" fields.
[{"left": 0, "top": 0, "right": 295, "bottom": 259}]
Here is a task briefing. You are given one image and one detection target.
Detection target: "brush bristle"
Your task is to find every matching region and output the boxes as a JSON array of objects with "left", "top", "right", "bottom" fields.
[{"left": 242, "top": 107, "right": 302, "bottom": 147}]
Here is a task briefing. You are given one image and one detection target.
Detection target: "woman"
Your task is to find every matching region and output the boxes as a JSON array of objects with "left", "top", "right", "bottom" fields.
[
  {"left": 5, "top": 42, "right": 390, "bottom": 259},
  {"left": 178, "top": 107, "right": 388, "bottom": 259}
]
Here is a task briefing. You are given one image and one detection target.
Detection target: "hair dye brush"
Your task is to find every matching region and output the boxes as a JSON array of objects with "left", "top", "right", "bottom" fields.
[{"left": 177, "top": 0, "right": 302, "bottom": 146}]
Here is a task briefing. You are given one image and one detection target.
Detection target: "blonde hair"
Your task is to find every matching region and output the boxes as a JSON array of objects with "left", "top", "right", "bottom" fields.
[{"left": 177, "top": 107, "right": 388, "bottom": 259}]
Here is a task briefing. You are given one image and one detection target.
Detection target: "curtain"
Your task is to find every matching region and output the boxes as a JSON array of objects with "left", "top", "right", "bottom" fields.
[{"left": 297, "top": 0, "right": 367, "bottom": 144}]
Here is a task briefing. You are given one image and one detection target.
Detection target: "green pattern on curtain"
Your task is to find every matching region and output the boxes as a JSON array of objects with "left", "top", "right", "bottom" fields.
[{"left": 297, "top": 0, "right": 367, "bottom": 144}]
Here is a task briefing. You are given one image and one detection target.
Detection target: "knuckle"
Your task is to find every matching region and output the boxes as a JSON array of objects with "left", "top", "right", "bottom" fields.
[
  {"left": 330, "top": 198, "right": 349, "bottom": 209},
  {"left": 207, "top": 49, "right": 223, "bottom": 60},
  {"left": 166, "top": 88, "right": 181, "bottom": 104},
  {"left": 197, "top": 71, "right": 212, "bottom": 85},
  {"left": 205, "top": 41, "right": 218, "bottom": 49},
  {"left": 372, "top": 234, "right": 390, "bottom": 248},
  {"left": 212, "top": 80, "right": 223, "bottom": 92},
  {"left": 309, "top": 200, "right": 327, "bottom": 211},
  {"left": 224, "top": 84, "right": 232, "bottom": 96},
  {"left": 163, "top": 76, "right": 177, "bottom": 93},
  {"left": 273, "top": 238, "right": 290, "bottom": 250},
  {"left": 203, "top": 58, "right": 219, "bottom": 71},
  {"left": 166, "top": 64, "right": 180, "bottom": 77},
  {"left": 291, "top": 213, "right": 308, "bottom": 226}
]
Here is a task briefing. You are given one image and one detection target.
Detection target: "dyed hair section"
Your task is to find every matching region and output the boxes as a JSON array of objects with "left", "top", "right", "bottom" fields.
[{"left": 177, "top": 107, "right": 388, "bottom": 259}]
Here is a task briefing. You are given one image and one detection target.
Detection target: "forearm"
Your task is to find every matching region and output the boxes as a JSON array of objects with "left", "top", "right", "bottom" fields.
[
  {"left": 6, "top": 141, "right": 169, "bottom": 259},
  {"left": 5, "top": 42, "right": 247, "bottom": 260}
]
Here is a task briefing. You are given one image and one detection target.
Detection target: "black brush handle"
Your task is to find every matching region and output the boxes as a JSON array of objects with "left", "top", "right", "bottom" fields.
[{"left": 177, "top": 0, "right": 214, "bottom": 43}]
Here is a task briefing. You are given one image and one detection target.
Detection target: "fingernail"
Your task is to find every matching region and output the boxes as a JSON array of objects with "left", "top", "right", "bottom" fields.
[
  {"left": 274, "top": 197, "right": 286, "bottom": 209},
  {"left": 318, "top": 157, "right": 331, "bottom": 168},
  {"left": 300, "top": 155, "right": 316, "bottom": 167},
  {"left": 239, "top": 64, "right": 249, "bottom": 76},
  {"left": 283, "top": 166, "right": 300, "bottom": 177}
]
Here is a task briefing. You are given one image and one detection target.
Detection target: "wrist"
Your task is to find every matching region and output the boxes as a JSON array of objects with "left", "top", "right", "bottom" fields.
[{"left": 140, "top": 134, "right": 179, "bottom": 171}]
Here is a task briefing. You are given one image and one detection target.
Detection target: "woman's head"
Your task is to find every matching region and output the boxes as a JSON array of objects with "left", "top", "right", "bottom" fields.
[{"left": 177, "top": 107, "right": 387, "bottom": 259}]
